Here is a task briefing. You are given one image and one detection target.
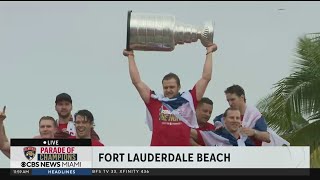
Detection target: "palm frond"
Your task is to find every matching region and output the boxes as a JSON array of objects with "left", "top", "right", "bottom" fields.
[
  {"left": 256, "top": 93, "right": 308, "bottom": 135},
  {"left": 306, "top": 32, "right": 320, "bottom": 42},
  {"left": 286, "top": 120, "right": 320, "bottom": 168},
  {"left": 272, "top": 34, "right": 320, "bottom": 117},
  {"left": 287, "top": 120, "right": 320, "bottom": 153},
  {"left": 307, "top": 112, "right": 320, "bottom": 121},
  {"left": 311, "top": 146, "right": 320, "bottom": 168},
  {"left": 256, "top": 33, "right": 320, "bottom": 135}
]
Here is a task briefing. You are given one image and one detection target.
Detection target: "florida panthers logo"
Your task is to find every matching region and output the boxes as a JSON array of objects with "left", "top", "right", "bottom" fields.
[{"left": 23, "top": 146, "right": 36, "bottom": 161}]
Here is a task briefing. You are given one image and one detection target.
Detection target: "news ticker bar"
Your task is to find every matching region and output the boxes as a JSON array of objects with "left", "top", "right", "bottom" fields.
[
  {"left": 5, "top": 168, "right": 314, "bottom": 176},
  {"left": 11, "top": 139, "right": 91, "bottom": 146}
]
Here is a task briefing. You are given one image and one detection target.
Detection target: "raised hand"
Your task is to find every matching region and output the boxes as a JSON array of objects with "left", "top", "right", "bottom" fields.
[
  {"left": 123, "top": 49, "right": 134, "bottom": 57},
  {"left": 206, "top": 43, "right": 218, "bottom": 54},
  {"left": 240, "top": 127, "right": 256, "bottom": 137},
  {"left": 0, "top": 106, "right": 6, "bottom": 122}
]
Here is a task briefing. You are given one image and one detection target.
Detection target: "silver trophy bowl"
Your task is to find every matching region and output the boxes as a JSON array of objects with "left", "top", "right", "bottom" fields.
[{"left": 126, "top": 10, "right": 214, "bottom": 51}]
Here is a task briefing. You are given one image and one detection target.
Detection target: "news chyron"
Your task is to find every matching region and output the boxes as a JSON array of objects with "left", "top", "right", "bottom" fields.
[{"left": 10, "top": 139, "right": 92, "bottom": 176}]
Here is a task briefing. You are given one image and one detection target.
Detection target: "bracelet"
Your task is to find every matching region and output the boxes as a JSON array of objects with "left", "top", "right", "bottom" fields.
[
  {"left": 206, "top": 51, "right": 213, "bottom": 55},
  {"left": 128, "top": 53, "right": 134, "bottom": 57}
]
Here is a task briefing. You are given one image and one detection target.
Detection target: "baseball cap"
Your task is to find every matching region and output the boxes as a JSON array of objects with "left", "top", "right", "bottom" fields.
[{"left": 55, "top": 93, "right": 72, "bottom": 104}]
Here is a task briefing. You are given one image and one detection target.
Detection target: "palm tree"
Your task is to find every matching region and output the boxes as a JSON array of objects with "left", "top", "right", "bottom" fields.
[{"left": 256, "top": 33, "right": 320, "bottom": 168}]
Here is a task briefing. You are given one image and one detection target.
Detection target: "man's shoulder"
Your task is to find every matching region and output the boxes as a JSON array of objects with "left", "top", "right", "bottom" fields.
[
  {"left": 205, "top": 122, "right": 215, "bottom": 130},
  {"left": 91, "top": 130, "right": 100, "bottom": 140},
  {"left": 146, "top": 98, "right": 162, "bottom": 107},
  {"left": 146, "top": 91, "right": 162, "bottom": 107},
  {"left": 92, "top": 139, "right": 104, "bottom": 146},
  {"left": 245, "top": 105, "right": 262, "bottom": 114},
  {"left": 214, "top": 127, "right": 227, "bottom": 135},
  {"left": 213, "top": 114, "right": 223, "bottom": 122}
]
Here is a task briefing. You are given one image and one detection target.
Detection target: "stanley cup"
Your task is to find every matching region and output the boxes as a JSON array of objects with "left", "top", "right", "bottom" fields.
[{"left": 126, "top": 10, "right": 214, "bottom": 51}]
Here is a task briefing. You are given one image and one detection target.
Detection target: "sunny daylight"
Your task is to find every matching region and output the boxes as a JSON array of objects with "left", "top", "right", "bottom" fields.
[{"left": 0, "top": 1, "right": 319, "bottom": 169}]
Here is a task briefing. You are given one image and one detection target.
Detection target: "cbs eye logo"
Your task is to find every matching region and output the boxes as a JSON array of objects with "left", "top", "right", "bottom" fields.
[{"left": 20, "top": 162, "right": 39, "bottom": 167}]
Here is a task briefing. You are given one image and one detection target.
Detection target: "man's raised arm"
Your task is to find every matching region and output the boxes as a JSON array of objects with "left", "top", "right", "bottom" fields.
[
  {"left": 123, "top": 49, "right": 151, "bottom": 104},
  {"left": 0, "top": 106, "right": 10, "bottom": 157},
  {"left": 195, "top": 44, "right": 218, "bottom": 101}
]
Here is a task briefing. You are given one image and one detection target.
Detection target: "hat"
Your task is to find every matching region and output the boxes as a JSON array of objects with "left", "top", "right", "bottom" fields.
[{"left": 55, "top": 93, "right": 72, "bottom": 104}]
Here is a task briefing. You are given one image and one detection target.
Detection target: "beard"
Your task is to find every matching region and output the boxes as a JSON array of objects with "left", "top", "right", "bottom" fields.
[{"left": 58, "top": 112, "right": 71, "bottom": 119}]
